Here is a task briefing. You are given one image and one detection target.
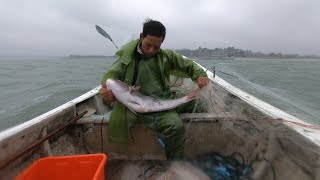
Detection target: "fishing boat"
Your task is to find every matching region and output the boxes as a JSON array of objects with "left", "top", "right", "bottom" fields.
[{"left": 0, "top": 62, "right": 319, "bottom": 180}]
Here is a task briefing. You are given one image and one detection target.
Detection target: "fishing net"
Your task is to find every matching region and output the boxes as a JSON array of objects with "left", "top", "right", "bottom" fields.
[
  {"left": 106, "top": 76, "right": 320, "bottom": 180},
  {"left": 183, "top": 77, "right": 320, "bottom": 180}
]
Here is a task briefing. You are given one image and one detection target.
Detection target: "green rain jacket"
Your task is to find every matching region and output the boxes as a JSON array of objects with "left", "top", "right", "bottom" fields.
[{"left": 101, "top": 39, "right": 207, "bottom": 144}]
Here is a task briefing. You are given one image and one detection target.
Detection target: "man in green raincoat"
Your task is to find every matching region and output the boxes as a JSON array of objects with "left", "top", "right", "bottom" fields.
[{"left": 101, "top": 19, "right": 208, "bottom": 160}]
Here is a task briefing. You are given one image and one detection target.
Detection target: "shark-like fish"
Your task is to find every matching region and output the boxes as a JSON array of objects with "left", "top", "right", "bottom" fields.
[{"left": 106, "top": 79, "right": 197, "bottom": 113}]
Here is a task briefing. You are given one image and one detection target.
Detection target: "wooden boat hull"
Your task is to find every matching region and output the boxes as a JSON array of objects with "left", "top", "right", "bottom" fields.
[{"left": 1, "top": 64, "right": 319, "bottom": 179}]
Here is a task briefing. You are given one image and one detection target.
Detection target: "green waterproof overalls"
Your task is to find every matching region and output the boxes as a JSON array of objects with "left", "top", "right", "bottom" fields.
[{"left": 101, "top": 39, "right": 207, "bottom": 160}]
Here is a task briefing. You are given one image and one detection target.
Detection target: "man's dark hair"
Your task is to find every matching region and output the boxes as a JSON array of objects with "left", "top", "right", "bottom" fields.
[{"left": 142, "top": 18, "right": 166, "bottom": 41}]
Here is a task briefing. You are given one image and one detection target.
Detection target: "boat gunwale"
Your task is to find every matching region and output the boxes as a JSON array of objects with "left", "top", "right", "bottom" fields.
[
  {"left": 0, "top": 86, "right": 101, "bottom": 141},
  {"left": 0, "top": 61, "right": 319, "bottom": 147},
  {"left": 194, "top": 61, "right": 320, "bottom": 146}
]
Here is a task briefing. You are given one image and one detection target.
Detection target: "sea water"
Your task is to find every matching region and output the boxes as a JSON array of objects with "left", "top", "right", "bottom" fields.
[{"left": 0, "top": 57, "right": 319, "bottom": 131}]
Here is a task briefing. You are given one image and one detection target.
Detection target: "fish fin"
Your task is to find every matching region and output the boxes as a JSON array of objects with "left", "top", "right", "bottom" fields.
[
  {"left": 133, "top": 86, "right": 140, "bottom": 91},
  {"left": 126, "top": 101, "right": 141, "bottom": 114},
  {"left": 186, "top": 89, "right": 198, "bottom": 100},
  {"left": 129, "top": 85, "right": 140, "bottom": 94},
  {"left": 126, "top": 102, "right": 137, "bottom": 114},
  {"left": 127, "top": 108, "right": 137, "bottom": 115}
]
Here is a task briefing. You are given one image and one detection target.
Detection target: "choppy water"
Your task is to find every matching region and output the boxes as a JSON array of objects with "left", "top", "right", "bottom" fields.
[{"left": 0, "top": 57, "right": 319, "bottom": 131}]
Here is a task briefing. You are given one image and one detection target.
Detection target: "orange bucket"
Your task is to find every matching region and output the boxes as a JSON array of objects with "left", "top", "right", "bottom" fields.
[{"left": 16, "top": 153, "right": 107, "bottom": 180}]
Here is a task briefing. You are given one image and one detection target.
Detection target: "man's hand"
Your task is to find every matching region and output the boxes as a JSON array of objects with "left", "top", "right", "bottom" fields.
[
  {"left": 196, "top": 77, "right": 209, "bottom": 89},
  {"left": 101, "top": 83, "right": 115, "bottom": 103}
]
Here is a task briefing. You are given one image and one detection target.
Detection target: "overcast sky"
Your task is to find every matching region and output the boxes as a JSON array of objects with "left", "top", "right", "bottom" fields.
[{"left": 1, "top": 0, "right": 320, "bottom": 57}]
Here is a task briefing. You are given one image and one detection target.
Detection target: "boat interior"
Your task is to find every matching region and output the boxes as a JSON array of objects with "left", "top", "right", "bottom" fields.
[{"left": 0, "top": 76, "right": 319, "bottom": 180}]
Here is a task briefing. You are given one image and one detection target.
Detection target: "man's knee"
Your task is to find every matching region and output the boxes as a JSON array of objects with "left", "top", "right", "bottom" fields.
[
  {"left": 157, "top": 112, "right": 185, "bottom": 160},
  {"left": 162, "top": 113, "right": 185, "bottom": 135},
  {"left": 171, "top": 119, "right": 185, "bottom": 135}
]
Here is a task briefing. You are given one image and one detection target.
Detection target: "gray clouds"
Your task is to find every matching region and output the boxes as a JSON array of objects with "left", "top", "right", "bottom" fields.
[{"left": 1, "top": 0, "right": 320, "bottom": 57}]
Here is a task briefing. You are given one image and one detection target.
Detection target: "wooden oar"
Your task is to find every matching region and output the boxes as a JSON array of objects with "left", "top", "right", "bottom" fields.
[{"left": 95, "top": 25, "right": 118, "bottom": 49}]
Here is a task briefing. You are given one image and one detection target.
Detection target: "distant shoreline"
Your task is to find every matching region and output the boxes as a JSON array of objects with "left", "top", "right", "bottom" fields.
[
  {"left": 176, "top": 47, "right": 320, "bottom": 60},
  {"left": 194, "top": 56, "right": 320, "bottom": 60},
  {"left": 234, "top": 57, "right": 320, "bottom": 61},
  {"left": 65, "top": 55, "right": 320, "bottom": 60},
  {"left": 68, "top": 55, "right": 117, "bottom": 59},
  {"left": 66, "top": 46, "right": 320, "bottom": 60}
]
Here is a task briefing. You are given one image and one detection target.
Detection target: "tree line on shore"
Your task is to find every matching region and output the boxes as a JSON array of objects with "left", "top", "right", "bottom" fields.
[
  {"left": 68, "top": 47, "right": 319, "bottom": 59},
  {"left": 176, "top": 47, "right": 319, "bottom": 59}
]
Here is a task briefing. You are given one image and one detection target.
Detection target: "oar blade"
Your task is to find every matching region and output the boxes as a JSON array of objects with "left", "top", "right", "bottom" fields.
[{"left": 95, "top": 25, "right": 112, "bottom": 41}]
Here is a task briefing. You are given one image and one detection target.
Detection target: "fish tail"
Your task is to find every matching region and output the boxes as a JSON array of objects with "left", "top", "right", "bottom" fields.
[{"left": 186, "top": 89, "right": 198, "bottom": 101}]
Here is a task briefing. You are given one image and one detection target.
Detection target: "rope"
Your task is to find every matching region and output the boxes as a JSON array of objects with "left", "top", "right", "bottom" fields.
[{"left": 264, "top": 118, "right": 320, "bottom": 130}]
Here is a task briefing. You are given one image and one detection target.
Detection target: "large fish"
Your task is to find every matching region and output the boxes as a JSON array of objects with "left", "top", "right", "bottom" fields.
[{"left": 106, "top": 79, "right": 198, "bottom": 113}]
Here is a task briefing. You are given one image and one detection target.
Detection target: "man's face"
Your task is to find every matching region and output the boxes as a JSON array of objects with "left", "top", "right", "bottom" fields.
[{"left": 140, "top": 34, "right": 163, "bottom": 58}]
